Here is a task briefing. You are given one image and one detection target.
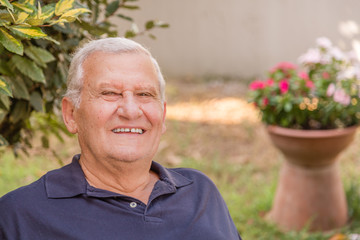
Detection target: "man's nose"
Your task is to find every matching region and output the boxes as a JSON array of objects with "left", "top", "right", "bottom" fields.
[{"left": 116, "top": 93, "right": 143, "bottom": 119}]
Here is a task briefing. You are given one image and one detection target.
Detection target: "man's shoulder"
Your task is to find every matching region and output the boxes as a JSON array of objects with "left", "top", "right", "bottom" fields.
[
  {"left": 169, "top": 166, "right": 209, "bottom": 179},
  {"left": 0, "top": 161, "right": 73, "bottom": 209},
  {"left": 0, "top": 176, "right": 46, "bottom": 207}
]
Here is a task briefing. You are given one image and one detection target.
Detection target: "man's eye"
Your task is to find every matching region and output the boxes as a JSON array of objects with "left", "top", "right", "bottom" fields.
[
  {"left": 138, "top": 92, "right": 152, "bottom": 97},
  {"left": 102, "top": 91, "right": 119, "bottom": 96}
]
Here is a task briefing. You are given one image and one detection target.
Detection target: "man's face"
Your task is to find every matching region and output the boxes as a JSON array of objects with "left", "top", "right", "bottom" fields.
[{"left": 65, "top": 51, "right": 166, "bottom": 164}]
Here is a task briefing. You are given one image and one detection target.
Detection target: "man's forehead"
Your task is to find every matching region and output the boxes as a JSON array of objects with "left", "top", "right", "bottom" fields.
[
  {"left": 96, "top": 81, "right": 159, "bottom": 91},
  {"left": 85, "top": 50, "right": 149, "bottom": 62}
]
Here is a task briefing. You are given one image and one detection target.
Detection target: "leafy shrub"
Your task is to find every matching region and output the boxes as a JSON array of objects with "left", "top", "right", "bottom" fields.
[{"left": 0, "top": 0, "right": 168, "bottom": 154}]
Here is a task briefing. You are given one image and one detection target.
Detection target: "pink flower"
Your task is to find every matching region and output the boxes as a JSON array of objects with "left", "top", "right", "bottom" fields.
[
  {"left": 266, "top": 78, "right": 274, "bottom": 86},
  {"left": 279, "top": 79, "right": 289, "bottom": 94},
  {"left": 276, "top": 62, "right": 297, "bottom": 70},
  {"left": 322, "top": 72, "right": 330, "bottom": 79},
  {"left": 249, "top": 80, "right": 266, "bottom": 90},
  {"left": 306, "top": 80, "right": 315, "bottom": 89},
  {"left": 326, "top": 83, "right": 335, "bottom": 96},
  {"left": 262, "top": 97, "right": 269, "bottom": 106},
  {"left": 298, "top": 71, "right": 310, "bottom": 81},
  {"left": 333, "top": 88, "right": 351, "bottom": 106},
  {"left": 270, "top": 62, "right": 297, "bottom": 73}
]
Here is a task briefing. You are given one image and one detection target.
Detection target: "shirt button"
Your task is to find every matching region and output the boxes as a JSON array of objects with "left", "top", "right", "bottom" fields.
[{"left": 130, "top": 202, "right": 137, "bottom": 208}]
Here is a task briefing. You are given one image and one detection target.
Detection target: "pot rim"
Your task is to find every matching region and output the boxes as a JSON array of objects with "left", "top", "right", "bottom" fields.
[{"left": 266, "top": 125, "right": 358, "bottom": 138}]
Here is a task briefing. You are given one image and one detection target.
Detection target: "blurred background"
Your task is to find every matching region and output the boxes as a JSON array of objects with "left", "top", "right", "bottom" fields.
[
  {"left": 116, "top": 0, "right": 360, "bottom": 80},
  {"left": 2, "top": 1, "right": 360, "bottom": 239}
]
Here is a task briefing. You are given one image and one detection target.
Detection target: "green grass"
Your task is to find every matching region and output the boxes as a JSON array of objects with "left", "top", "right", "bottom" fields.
[
  {"left": 0, "top": 151, "right": 60, "bottom": 195},
  {"left": 178, "top": 156, "right": 360, "bottom": 240}
]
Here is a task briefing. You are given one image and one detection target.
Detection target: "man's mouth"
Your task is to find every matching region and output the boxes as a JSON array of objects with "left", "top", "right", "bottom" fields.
[{"left": 112, "top": 128, "right": 144, "bottom": 134}]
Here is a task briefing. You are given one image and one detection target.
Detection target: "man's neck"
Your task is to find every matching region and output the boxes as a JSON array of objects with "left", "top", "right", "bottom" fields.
[{"left": 79, "top": 155, "right": 159, "bottom": 204}]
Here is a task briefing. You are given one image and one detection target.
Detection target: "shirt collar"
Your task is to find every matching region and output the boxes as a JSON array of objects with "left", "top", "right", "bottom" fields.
[{"left": 45, "top": 154, "right": 193, "bottom": 199}]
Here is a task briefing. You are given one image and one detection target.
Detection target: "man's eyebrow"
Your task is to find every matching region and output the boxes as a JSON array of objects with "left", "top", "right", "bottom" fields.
[{"left": 134, "top": 84, "right": 159, "bottom": 93}]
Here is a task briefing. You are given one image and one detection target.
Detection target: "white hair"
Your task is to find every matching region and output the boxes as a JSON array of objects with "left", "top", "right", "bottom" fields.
[{"left": 64, "top": 37, "right": 166, "bottom": 108}]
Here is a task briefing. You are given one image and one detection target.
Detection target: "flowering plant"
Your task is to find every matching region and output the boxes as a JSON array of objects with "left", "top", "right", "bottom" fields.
[{"left": 248, "top": 37, "right": 360, "bottom": 129}]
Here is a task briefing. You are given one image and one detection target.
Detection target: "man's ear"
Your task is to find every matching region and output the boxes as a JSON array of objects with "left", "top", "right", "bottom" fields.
[
  {"left": 162, "top": 102, "right": 167, "bottom": 134},
  {"left": 62, "top": 97, "right": 78, "bottom": 134}
]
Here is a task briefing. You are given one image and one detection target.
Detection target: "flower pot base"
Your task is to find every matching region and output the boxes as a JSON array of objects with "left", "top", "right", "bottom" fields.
[
  {"left": 266, "top": 125, "right": 357, "bottom": 231},
  {"left": 267, "top": 161, "right": 347, "bottom": 231}
]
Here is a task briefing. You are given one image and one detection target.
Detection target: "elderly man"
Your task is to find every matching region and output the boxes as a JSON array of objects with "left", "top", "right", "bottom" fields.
[{"left": 0, "top": 38, "right": 241, "bottom": 239}]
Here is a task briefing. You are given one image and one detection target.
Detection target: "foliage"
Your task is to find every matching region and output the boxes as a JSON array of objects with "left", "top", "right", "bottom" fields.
[
  {"left": 248, "top": 37, "right": 360, "bottom": 129},
  {"left": 0, "top": 0, "right": 168, "bottom": 153}
]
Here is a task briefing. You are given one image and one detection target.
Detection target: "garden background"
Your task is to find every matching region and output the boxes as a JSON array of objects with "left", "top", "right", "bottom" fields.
[{"left": 2, "top": 0, "right": 360, "bottom": 239}]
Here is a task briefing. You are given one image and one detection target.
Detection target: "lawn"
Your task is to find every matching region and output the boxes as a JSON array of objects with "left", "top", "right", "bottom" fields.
[{"left": 1, "top": 78, "right": 360, "bottom": 239}]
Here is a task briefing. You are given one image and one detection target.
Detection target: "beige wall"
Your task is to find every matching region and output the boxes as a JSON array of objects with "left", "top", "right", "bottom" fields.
[{"left": 115, "top": 0, "right": 360, "bottom": 80}]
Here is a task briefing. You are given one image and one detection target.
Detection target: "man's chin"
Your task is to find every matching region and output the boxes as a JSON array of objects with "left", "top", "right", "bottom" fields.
[{"left": 106, "top": 152, "right": 151, "bottom": 164}]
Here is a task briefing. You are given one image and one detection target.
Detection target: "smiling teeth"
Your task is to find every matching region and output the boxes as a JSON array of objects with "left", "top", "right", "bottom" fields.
[{"left": 112, "top": 128, "right": 143, "bottom": 134}]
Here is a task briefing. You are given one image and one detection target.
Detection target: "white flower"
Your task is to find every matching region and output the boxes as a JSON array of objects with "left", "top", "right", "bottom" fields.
[
  {"left": 329, "top": 47, "right": 347, "bottom": 61},
  {"left": 298, "top": 48, "right": 322, "bottom": 64},
  {"left": 320, "top": 53, "right": 332, "bottom": 64},
  {"left": 347, "top": 50, "right": 359, "bottom": 62},
  {"left": 349, "top": 233, "right": 360, "bottom": 240},
  {"left": 353, "top": 65, "right": 360, "bottom": 79},
  {"left": 337, "top": 66, "right": 360, "bottom": 80},
  {"left": 316, "top": 37, "right": 332, "bottom": 49}
]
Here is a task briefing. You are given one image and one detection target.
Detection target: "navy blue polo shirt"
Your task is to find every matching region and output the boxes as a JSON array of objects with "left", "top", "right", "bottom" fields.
[{"left": 0, "top": 155, "right": 241, "bottom": 239}]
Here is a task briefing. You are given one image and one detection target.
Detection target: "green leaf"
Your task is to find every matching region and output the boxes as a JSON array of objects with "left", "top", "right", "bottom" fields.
[
  {"left": 158, "top": 23, "right": 169, "bottom": 28},
  {"left": 0, "top": 76, "right": 12, "bottom": 97},
  {"left": 11, "top": 55, "right": 46, "bottom": 83},
  {"left": 9, "top": 25, "right": 47, "bottom": 39},
  {"left": 40, "top": 4, "right": 55, "bottom": 21},
  {"left": 55, "top": 0, "right": 74, "bottom": 16},
  {"left": 145, "top": 20, "right": 154, "bottom": 30},
  {"left": 0, "top": 60, "right": 12, "bottom": 75},
  {"left": 116, "top": 14, "right": 133, "bottom": 22},
  {"left": 148, "top": 33, "right": 156, "bottom": 40},
  {"left": 125, "top": 30, "right": 136, "bottom": 38},
  {"left": 26, "top": 18, "right": 45, "bottom": 26},
  {"left": 10, "top": 76, "right": 30, "bottom": 100},
  {"left": 0, "top": 19, "right": 11, "bottom": 27},
  {"left": 24, "top": 0, "right": 36, "bottom": 6},
  {"left": 43, "top": 36, "right": 60, "bottom": 45},
  {"left": 284, "top": 102, "right": 292, "bottom": 112},
  {"left": 30, "top": 91, "right": 43, "bottom": 112},
  {"left": 25, "top": 46, "right": 55, "bottom": 67},
  {"left": 25, "top": 47, "right": 45, "bottom": 67},
  {"left": 0, "top": 0, "right": 13, "bottom": 11},
  {"left": 12, "top": 2, "right": 34, "bottom": 14},
  {"left": 10, "top": 100, "right": 29, "bottom": 123},
  {"left": 122, "top": 5, "right": 139, "bottom": 10},
  {"left": 105, "top": 0, "right": 120, "bottom": 17},
  {"left": 0, "top": 28, "right": 23, "bottom": 55},
  {"left": 15, "top": 12, "right": 29, "bottom": 24},
  {"left": 59, "top": 8, "right": 91, "bottom": 22},
  {"left": 0, "top": 109, "right": 6, "bottom": 123},
  {"left": 77, "top": 21, "right": 116, "bottom": 36},
  {"left": 0, "top": 93, "right": 10, "bottom": 110},
  {"left": 0, "top": 134, "right": 8, "bottom": 146}
]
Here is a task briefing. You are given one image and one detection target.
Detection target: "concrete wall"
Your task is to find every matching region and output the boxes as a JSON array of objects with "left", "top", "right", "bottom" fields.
[{"left": 115, "top": 0, "right": 360, "bottom": 80}]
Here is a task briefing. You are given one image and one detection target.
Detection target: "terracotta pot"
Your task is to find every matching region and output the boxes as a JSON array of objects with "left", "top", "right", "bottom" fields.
[{"left": 266, "top": 125, "right": 357, "bottom": 232}]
